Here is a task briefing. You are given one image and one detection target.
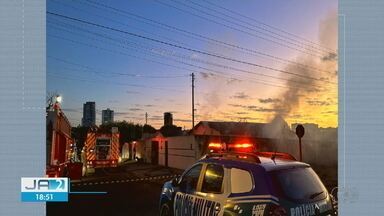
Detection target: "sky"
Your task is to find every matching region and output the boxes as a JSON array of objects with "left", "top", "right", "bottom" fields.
[{"left": 47, "top": 0, "right": 338, "bottom": 129}]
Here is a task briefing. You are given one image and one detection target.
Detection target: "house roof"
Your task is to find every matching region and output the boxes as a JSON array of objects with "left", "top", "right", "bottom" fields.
[{"left": 192, "top": 121, "right": 267, "bottom": 137}]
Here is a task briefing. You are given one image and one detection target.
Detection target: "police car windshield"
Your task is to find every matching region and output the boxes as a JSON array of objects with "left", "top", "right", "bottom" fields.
[{"left": 270, "top": 167, "right": 327, "bottom": 202}]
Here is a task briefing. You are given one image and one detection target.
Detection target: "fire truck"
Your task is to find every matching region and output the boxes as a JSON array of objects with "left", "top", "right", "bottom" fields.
[
  {"left": 46, "top": 101, "right": 82, "bottom": 179},
  {"left": 82, "top": 126, "right": 120, "bottom": 175}
]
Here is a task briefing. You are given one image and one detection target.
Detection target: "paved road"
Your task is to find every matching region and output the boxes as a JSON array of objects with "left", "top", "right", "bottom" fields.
[
  {"left": 46, "top": 162, "right": 337, "bottom": 216},
  {"left": 47, "top": 163, "right": 182, "bottom": 216}
]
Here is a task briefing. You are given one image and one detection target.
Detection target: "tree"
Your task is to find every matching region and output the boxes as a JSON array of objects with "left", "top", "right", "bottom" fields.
[{"left": 143, "top": 124, "right": 156, "bottom": 134}]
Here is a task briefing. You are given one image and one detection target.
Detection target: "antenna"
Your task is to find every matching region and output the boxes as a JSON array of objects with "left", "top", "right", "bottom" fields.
[
  {"left": 271, "top": 152, "right": 277, "bottom": 165},
  {"left": 271, "top": 143, "right": 278, "bottom": 164}
]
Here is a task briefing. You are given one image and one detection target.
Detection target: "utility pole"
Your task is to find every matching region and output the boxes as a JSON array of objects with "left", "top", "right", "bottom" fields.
[
  {"left": 191, "top": 73, "right": 195, "bottom": 129},
  {"left": 145, "top": 112, "right": 148, "bottom": 125}
]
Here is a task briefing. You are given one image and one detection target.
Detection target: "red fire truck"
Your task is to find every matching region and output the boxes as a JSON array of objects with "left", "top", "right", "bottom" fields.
[
  {"left": 46, "top": 102, "right": 82, "bottom": 179},
  {"left": 82, "top": 127, "right": 120, "bottom": 175}
]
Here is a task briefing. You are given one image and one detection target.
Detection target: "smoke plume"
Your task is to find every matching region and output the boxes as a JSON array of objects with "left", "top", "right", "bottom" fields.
[{"left": 271, "top": 9, "right": 338, "bottom": 121}]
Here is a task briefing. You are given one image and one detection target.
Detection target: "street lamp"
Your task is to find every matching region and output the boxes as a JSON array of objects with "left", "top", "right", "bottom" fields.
[
  {"left": 47, "top": 93, "right": 62, "bottom": 111},
  {"left": 56, "top": 95, "right": 62, "bottom": 103}
]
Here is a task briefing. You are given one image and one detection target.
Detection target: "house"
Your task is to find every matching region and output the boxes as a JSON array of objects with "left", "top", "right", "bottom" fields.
[{"left": 136, "top": 119, "right": 337, "bottom": 170}]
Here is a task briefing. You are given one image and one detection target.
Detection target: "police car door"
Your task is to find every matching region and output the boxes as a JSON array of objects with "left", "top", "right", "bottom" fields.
[
  {"left": 174, "top": 163, "right": 228, "bottom": 216},
  {"left": 174, "top": 163, "right": 203, "bottom": 216}
]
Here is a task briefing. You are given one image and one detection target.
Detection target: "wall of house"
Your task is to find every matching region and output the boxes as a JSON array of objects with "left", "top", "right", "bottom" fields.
[
  {"left": 159, "top": 135, "right": 197, "bottom": 170},
  {"left": 136, "top": 132, "right": 337, "bottom": 170},
  {"left": 257, "top": 137, "right": 337, "bottom": 167}
]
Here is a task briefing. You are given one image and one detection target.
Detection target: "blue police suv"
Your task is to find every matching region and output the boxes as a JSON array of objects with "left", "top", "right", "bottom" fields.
[{"left": 159, "top": 151, "right": 337, "bottom": 216}]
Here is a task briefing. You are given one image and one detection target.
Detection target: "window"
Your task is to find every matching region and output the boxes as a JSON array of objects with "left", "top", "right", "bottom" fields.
[
  {"left": 271, "top": 167, "right": 327, "bottom": 202},
  {"left": 230, "top": 168, "right": 253, "bottom": 194},
  {"left": 96, "top": 138, "right": 111, "bottom": 160},
  {"left": 179, "top": 164, "right": 203, "bottom": 194},
  {"left": 201, "top": 164, "right": 224, "bottom": 194}
]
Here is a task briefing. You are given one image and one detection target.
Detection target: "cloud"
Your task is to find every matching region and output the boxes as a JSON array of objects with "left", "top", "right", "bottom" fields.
[
  {"left": 228, "top": 104, "right": 285, "bottom": 113},
  {"left": 232, "top": 92, "right": 251, "bottom": 100},
  {"left": 226, "top": 78, "right": 241, "bottom": 85},
  {"left": 245, "top": 117, "right": 263, "bottom": 121},
  {"left": 306, "top": 99, "right": 332, "bottom": 106},
  {"left": 149, "top": 115, "right": 163, "bottom": 120},
  {"left": 288, "top": 114, "right": 304, "bottom": 119},
  {"left": 322, "top": 110, "right": 338, "bottom": 115},
  {"left": 174, "top": 118, "right": 191, "bottom": 123},
  {"left": 322, "top": 52, "right": 338, "bottom": 62},
  {"left": 129, "top": 108, "right": 142, "bottom": 111},
  {"left": 236, "top": 111, "right": 248, "bottom": 115},
  {"left": 258, "top": 98, "right": 281, "bottom": 104},
  {"left": 247, "top": 105, "right": 285, "bottom": 113},
  {"left": 114, "top": 111, "right": 133, "bottom": 116},
  {"left": 228, "top": 103, "right": 244, "bottom": 108},
  {"left": 62, "top": 108, "right": 81, "bottom": 113},
  {"left": 135, "top": 104, "right": 155, "bottom": 107},
  {"left": 200, "top": 72, "right": 215, "bottom": 79}
]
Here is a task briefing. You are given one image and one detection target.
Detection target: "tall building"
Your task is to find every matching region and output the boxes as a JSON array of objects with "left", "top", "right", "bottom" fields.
[
  {"left": 82, "top": 101, "right": 96, "bottom": 127},
  {"left": 164, "top": 112, "right": 173, "bottom": 126},
  {"left": 102, "top": 108, "right": 114, "bottom": 124}
]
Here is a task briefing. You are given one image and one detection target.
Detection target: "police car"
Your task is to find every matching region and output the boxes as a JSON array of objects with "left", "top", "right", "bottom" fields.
[{"left": 159, "top": 149, "right": 336, "bottom": 216}]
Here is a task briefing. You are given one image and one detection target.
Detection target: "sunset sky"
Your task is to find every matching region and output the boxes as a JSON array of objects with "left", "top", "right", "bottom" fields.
[{"left": 47, "top": 0, "right": 338, "bottom": 129}]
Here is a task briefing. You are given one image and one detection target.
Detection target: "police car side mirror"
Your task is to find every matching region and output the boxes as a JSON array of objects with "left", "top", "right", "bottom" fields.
[{"left": 171, "top": 177, "right": 179, "bottom": 186}]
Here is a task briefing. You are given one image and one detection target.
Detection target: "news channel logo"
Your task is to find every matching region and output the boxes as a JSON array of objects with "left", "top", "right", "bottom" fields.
[{"left": 21, "top": 177, "right": 69, "bottom": 202}]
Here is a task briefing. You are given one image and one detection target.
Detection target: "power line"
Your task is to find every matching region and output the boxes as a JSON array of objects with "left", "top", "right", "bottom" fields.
[
  {"left": 48, "top": 33, "right": 296, "bottom": 90},
  {"left": 50, "top": 0, "right": 195, "bottom": 48},
  {"left": 47, "top": 24, "right": 208, "bottom": 76},
  {"left": 48, "top": 56, "right": 189, "bottom": 79},
  {"left": 201, "top": 0, "right": 336, "bottom": 53},
  {"left": 52, "top": 18, "right": 333, "bottom": 89},
  {"left": 48, "top": 25, "right": 305, "bottom": 89},
  {"left": 187, "top": 0, "right": 336, "bottom": 54},
  {"left": 48, "top": 24, "right": 326, "bottom": 90},
  {"left": 154, "top": 0, "right": 324, "bottom": 59},
  {"left": 47, "top": 11, "right": 335, "bottom": 84},
  {"left": 47, "top": 72, "right": 187, "bottom": 93},
  {"left": 48, "top": 17, "right": 334, "bottom": 90},
  {"left": 48, "top": 15, "right": 334, "bottom": 90},
  {"left": 72, "top": 0, "right": 333, "bottom": 74},
  {"left": 168, "top": 0, "right": 330, "bottom": 55}
]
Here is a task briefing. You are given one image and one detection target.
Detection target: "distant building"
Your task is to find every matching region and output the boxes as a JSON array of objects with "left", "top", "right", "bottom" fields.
[
  {"left": 82, "top": 101, "right": 96, "bottom": 127},
  {"left": 102, "top": 108, "right": 114, "bottom": 124},
  {"left": 164, "top": 112, "right": 173, "bottom": 126}
]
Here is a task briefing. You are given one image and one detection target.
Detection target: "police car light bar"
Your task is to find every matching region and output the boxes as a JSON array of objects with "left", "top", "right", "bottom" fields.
[
  {"left": 208, "top": 143, "right": 223, "bottom": 148},
  {"left": 228, "top": 143, "right": 253, "bottom": 149},
  {"left": 255, "top": 152, "right": 297, "bottom": 161},
  {"left": 203, "top": 152, "right": 261, "bottom": 163}
]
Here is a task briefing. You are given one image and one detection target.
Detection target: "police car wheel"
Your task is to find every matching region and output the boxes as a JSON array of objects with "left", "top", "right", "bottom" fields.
[{"left": 160, "top": 203, "right": 172, "bottom": 216}]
